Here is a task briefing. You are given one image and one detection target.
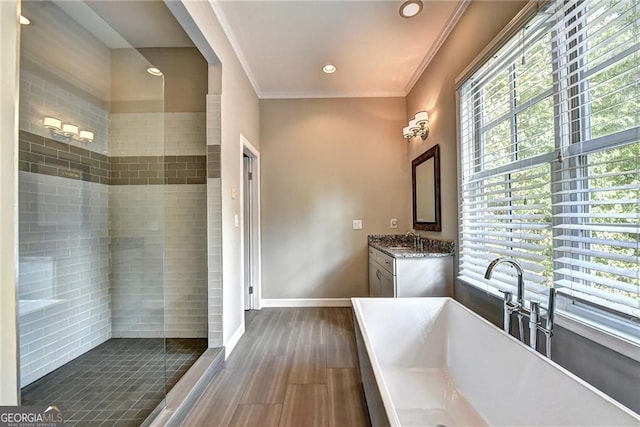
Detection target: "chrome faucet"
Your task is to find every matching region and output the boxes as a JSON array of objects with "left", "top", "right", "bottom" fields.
[
  {"left": 485, "top": 257, "right": 526, "bottom": 340},
  {"left": 405, "top": 231, "right": 423, "bottom": 249},
  {"left": 485, "top": 257, "right": 556, "bottom": 358}
]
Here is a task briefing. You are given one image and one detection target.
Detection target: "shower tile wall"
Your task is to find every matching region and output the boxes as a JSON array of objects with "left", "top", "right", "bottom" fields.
[
  {"left": 109, "top": 112, "right": 207, "bottom": 339},
  {"left": 18, "top": 1, "right": 111, "bottom": 384},
  {"left": 110, "top": 113, "right": 164, "bottom": 157},
  {"left": 165, "top": 185, "right": 208, "bottom": 338},
  {"left": 110, "top": 184, "right": 165, "bottom": 337},
  {"left": 19, "top": 69, "right": 110, "bottom": 155},
  {"left": 110, "top": 183, "right": 207, "bottom": 338},
  {"left": 166, "top": 112, "right": 207, "bottom": 156},
  {"left": 18, "top": 162, "right": 110, "bottom": 386},
  {"left": 18, "top": 0, "right": 209, "bottom": 389},
  {"left": 110, "top": 113, "right": 205, "bottom": 157},
  {"left": 19, "top": 109, "right": 208, "bottom": 380},
  {"left": 19, "top": 0, "right": 110, "bottom": 156},
  {"left": 17, "top": 91, "right": 114, "bottom": 384}
]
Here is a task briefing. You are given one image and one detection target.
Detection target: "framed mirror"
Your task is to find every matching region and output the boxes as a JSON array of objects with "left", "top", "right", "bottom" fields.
[{"left": 412, "top": 144, "right": 441, "bottom": 231}]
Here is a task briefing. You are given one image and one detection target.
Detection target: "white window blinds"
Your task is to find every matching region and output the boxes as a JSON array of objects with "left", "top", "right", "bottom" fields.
[{"left": 458, "top": 0, "right": 639, "bottom": 329}]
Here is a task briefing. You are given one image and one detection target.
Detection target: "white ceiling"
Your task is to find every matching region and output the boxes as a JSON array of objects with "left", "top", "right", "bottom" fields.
[{"left": 213, "top": 0, "right": 468, "bottom": 99}]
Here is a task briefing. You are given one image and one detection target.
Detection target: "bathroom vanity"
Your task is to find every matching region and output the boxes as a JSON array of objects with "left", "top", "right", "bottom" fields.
[{"left": 368, "top": 235, "right": 454, "bottom": 297}]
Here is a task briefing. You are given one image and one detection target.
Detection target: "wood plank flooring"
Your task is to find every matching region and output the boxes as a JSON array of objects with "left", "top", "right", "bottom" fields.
[{"left": 182, "top": 308, "right": 370, "bottom": 427}]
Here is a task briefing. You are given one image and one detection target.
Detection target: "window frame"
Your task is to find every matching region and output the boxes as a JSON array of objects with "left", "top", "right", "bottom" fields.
[{"left": 455, "top": 0, "right": 640, "bottom": 361}]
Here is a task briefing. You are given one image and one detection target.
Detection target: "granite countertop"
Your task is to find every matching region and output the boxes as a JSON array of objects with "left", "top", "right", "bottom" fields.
[{"left": 368, "top": 234, "right": 455, "bottom": 259}]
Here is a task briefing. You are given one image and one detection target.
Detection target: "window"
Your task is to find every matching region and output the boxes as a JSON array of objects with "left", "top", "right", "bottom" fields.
[{"left": 458, "top": 0, "right": 639, "bottom": 340}]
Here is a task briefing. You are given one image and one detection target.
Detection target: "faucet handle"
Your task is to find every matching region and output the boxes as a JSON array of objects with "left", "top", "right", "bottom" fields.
[
  {"left": 500, "top": 290, "right": 513, "bottom": 304},
  {"left": 546, "top": 288, "right": 556, "bottom": 330},
  {"left": 530, "top": 300, "right": 541, "bottom": 318}
]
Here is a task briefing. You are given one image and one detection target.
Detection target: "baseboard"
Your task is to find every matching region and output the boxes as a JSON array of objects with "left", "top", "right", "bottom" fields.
[
  {"left": 224, "top": 324, "right": 244, "bottom": 359},
  {"left": 260, "top": 298, "right": 352, "bottom": 307}
]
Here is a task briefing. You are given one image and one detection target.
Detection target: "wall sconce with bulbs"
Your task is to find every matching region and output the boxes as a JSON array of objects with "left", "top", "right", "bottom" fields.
[
  {"left": 403, "top": 111, "right": 429, "bottom": 142},
  {"left": 43, "top": 117, "right": 94, "bottom": 143}
]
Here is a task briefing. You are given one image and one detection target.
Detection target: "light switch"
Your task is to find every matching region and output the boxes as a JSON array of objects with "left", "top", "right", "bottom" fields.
[
  {"left": 390, "top": 218, "right": 398, "bottom": 229},
  {"left": 231, "top": 186, "right": 237, "bottom": 200},
  {"left": 234, "top": 214, "right": 239, "bottom": 227},
  {"left": 353, "top": 219, "right": 363, "bottom": 230}
]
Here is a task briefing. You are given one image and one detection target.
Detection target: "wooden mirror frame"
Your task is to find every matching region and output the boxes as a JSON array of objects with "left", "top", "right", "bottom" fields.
[{"left": 412, "top": 144, "right": 441, "bottom": 232}]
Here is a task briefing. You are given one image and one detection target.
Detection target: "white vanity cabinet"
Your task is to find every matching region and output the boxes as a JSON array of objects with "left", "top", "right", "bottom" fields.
[
  {"left": 368, "top": 245, "right": 453, "bottom": 297},
  {"left": 368, "top": 248, "right": 395, "bottom": 297}
]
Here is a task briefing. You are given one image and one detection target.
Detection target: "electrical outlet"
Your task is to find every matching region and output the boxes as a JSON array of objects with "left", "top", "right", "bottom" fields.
[
  {"left": 390, "top": 218, "right": 398, "bottom": 229},
  {"left": 352, "top": 219, "right": 363, "bottom": 230}
]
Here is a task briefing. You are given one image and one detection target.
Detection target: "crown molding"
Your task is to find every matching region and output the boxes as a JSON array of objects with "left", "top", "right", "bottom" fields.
[
  {"left": 208, "top": 0, "right": 263, "bottom": 97},
  {"left": 404, "top": 0, "right": 471, "bottom": 95},
  {"left": 260, "top": 90, "right": 406, "bottom": 100},
  {"left": 208, "top": 0, "right": 469, "bottom": 100}
]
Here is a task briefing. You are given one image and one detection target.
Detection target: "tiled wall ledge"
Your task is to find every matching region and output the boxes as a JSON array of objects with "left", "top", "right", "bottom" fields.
[{"left": 18, "top": 130, "right": 209, "bottom": 185}]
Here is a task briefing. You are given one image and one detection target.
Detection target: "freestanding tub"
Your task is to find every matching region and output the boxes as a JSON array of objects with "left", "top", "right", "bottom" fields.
[{"left": 352, "top": 297, "right": 640, "bottom": 427}]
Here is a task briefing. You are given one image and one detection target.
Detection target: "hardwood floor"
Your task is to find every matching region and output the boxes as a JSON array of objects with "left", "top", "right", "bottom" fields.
[{"left": 182, "top": 308, "right": 370, "bottom": 427}]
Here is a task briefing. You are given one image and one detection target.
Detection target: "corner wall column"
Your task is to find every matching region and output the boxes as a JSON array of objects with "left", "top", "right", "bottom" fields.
[{"left": 206, "top": 94, "right": 223, "bottom": 347}]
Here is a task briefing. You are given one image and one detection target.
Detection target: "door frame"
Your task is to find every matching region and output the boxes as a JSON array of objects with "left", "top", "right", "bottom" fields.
[{"left": 239, "top": 135, "right": 261, "bottom": 310}]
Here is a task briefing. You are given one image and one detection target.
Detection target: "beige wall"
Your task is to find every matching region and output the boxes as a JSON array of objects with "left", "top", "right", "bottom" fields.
[
  {"left": 406, "top": 0, "right": 527, "bottom": 242},
  {"left": 110, "top": 48, "right": 163, "bottom": 111},
  {"left": 111, "top": 47, "right": 207, "bottom": 113},
  {"left": 138, "top": 47, "right": 207, "bottom": 112},
  {"left": 0, "top": 0, "right": 19, "bottom": 404},
  {"left": 182, "top": 0, "right": 260, "bottom": 348},
  {"left": 260, "top": 97, "right": 409, "bottom": 299}
]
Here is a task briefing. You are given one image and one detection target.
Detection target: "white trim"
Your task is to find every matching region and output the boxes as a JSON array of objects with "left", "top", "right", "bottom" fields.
[
  {"left": 239, "top": 134, "right": 262, "bottom": 310},
  {"left": 224, "top": 324, "right": 245, "bottom": 360},
  {"left": 259, "top": 90, "right": 406, "bottom": 100},
  {"left": 261, "top": 298, "right": 352, "bottom": 308},
  {"left": 454, "top": 0, "right": 545, "bottom": 89},
  {"left": 405, "top": 0, "right": 471, "bottom": 94},
  {"left": 208, "top": 0, "right": 261, "bottom": 97}
]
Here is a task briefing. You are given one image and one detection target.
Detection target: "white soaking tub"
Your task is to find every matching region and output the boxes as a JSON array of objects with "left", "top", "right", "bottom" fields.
[{"left": 351, "top": 297, "right": 640, "bottom": 427}]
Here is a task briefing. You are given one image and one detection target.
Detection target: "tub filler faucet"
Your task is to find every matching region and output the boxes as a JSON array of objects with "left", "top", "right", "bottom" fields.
[{"left": 484, "top": 257, "right": 556, "bottom": 358}]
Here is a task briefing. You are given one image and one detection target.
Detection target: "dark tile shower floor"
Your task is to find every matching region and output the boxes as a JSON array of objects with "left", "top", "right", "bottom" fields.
[{"left": 21, "top": 338, "right": 207, "bottom": 426}]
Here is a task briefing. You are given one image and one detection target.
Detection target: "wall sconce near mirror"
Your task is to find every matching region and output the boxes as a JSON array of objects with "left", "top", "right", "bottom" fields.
[
  {"left": 403, "top": 111, "right": 429, "bottom": 142},
  {"left": 43, "top": 117, "right": 94, "bottom": 143}
]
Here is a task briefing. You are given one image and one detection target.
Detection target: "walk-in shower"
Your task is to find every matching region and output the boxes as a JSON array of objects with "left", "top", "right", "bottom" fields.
[{"left": 17, "top": 1, "right": 209, "bottom": 424}]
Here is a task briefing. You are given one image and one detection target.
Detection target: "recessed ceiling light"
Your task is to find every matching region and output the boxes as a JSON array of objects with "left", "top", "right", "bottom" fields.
[
  {"left": 322, "top": 64, "right": 336, "bottom": 74},
  {"left": 20, "top": 15, "right": 31, "bottom": 25},
  {"left": 146, "top": 67, "right": 163, "bottom": 77},
  {"left": 399, "top": 0, "right": 423, "bottom": 18}
]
